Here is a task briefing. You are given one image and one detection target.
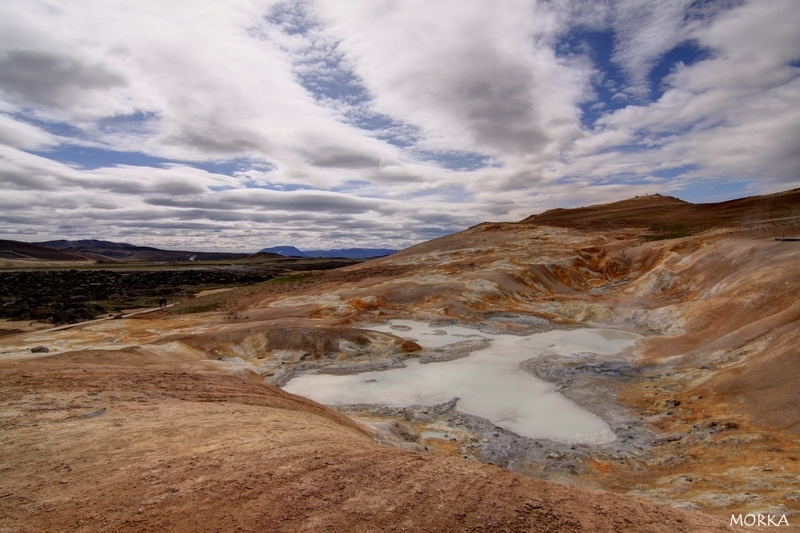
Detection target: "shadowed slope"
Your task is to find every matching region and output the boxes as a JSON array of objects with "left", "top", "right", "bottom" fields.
[{"left": 0, "top": 239, "right": 91, "bottom": 261}]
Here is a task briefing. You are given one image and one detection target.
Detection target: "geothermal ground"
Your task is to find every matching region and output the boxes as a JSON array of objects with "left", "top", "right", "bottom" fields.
[{"left": 2, "top": 190, "right": 799, "bottom": 532}]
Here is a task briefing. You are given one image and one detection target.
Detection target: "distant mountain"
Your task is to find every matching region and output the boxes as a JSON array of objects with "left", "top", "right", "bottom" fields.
[
  {"left": 259, "top": 246, "right": 309, "bottom": 258},
  {"left": 260, "top": 246, "right": 398, "bottom": 259},
  {"left": 38, "top": 239, "right": 251, "bottom": 262},
  {"left": 8, "top": 238, "right": 398, "bottom": 264}
]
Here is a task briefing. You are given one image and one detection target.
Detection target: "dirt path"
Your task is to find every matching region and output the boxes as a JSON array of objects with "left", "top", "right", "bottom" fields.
[
  {"left": 0, "top": 305, "right": 178, "bottom": 347},
  {"left": 23, "top": 304, "right": 176, "bottom": 335}
]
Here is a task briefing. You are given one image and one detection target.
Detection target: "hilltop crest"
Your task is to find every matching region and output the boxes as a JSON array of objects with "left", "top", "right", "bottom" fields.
[{"left": 520, "top": 188, "right": 800, "bottom": 232}]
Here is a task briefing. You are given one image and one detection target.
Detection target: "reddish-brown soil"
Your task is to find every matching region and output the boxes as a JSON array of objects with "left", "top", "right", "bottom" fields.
[
  {"left": 520, "top": 188, "right": 800, "bottom": 233},
  {"left": 2, "top": 188, "right": 799, "bottom": 531},
  {"left": 0, "top": 362, "right": 739, "bottom": 533}
]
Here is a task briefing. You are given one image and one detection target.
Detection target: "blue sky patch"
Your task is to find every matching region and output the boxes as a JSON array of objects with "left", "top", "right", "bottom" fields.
[
  {"left": 413, "top": 149, "right": 494, "bottom": 172},
  {"left": 193, "top": 158, "right": 264, "bottom": 175},
  {"left": 267, "top": 0, "right": 424, "bottom": 150},
  {"left": 648, "top": 40, "right": 712, "bottom": 101},
  {"left": 32, "top": 143, "right": 262, "bottom": 176},
  {"left": 652, "top": 164, "right": 700, "bottom": 180},
  {"left": 95, "top": 111, "right": 156, "bottom": 131},
  {"left": 32, "top": 145, "right": 172, "bottom": 170},
  {"left": 558, "top": 29, "right": 713, "bottom": 127},
  {"left": 673, "top": 178, "right": 753, "bottom": 203},
  {"left": 556, "top": 28, "right": 629, "bottom": 129},
  {"left": 21, "top": 115, "right": 84, "bottom": 138},
  {"left": 331, "top": 180, "right": 372, "bottom": 194},
  {"left": 243, "top": 182, "right": 314, "bottom": 191},
  {"left": 265, "top": 0, "right": 318, "bottom": 36}
]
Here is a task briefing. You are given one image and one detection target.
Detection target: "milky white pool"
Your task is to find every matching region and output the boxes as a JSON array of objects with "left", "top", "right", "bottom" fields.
[{"left": 282, "top": 320, "right": 640, "bottom": 444}]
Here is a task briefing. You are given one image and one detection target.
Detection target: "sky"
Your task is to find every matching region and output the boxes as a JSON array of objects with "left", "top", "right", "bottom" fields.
[{"left": 0, "top": 0, "right": 798, "bottom": 252}]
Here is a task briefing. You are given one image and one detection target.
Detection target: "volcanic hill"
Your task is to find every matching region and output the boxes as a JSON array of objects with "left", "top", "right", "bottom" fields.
[{"left": 2, "top": 188, "right": 799, "bottom": 532}]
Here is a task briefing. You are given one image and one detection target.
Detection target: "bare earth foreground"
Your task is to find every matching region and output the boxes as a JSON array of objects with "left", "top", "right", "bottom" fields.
[
  {"left": 4, "top": 189, "right": 800, "bottom": 532},
  {"left": 1, "top": 365, "right": 731, "bottom": 533}
]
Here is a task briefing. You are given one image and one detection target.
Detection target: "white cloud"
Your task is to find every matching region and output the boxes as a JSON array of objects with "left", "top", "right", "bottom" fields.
[
  {"left": 609, "top": 0, "right": 695, "bottom": 97},
  {"left": 0, "top": 113, "right": 58, "bottom": 150},
  {"left": 0, "top": 0, "right": 797, "bottom": 249}
]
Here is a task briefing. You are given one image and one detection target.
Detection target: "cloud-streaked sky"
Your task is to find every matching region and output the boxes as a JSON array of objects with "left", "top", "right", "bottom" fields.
[{"left": 1, "top": 0, "right": 798, "bottom": 251}]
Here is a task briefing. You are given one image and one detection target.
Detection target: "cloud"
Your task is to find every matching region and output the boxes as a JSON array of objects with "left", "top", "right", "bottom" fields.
[
  {"left": 300, "top": 144, "right": 385, "bottom": 169},
  {"left": 0, "top": 50, "right": 126, "bottom": 109},
  {"left": 144, "top": 188, "right": 381, "bottom": 214},
  {"left": 608, "top": 0, "right": 695, "bottom": 97},
  {"left": 0, "top": 0, "right": 797, "bottom": 250},
  {"left": 317, "top": 1, "right": 570, "bottom": 159},
  {"left": 0, "top": 113, "right": 58, "bottom": 150}
]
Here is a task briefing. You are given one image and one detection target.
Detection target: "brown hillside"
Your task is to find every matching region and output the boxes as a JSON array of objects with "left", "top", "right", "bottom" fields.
[
  {"left": 0, "top": 361, "right": 738, "bottom": 533},
  {"left": 0, "top": 239, "right": 91, "bottom": 261},
  {"left": 521, "top": 188, "right": 800, "bottom": 232}
]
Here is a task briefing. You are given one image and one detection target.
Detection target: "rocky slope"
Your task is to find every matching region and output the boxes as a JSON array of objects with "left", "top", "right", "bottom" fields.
[{"left": 2, "top": 188, "right": 799, "bottom": 531}]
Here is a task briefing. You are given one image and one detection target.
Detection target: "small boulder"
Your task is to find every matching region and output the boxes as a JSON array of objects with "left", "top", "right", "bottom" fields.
[{"left": 30, "top": 346, "right": 49, "bottom": 353}]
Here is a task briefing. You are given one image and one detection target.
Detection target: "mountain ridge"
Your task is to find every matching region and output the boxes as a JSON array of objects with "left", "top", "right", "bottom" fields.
[
  {"left": 520, "top": 188, "right": 800, "bottom": 231},
  {"left": 35, "top": 239, "right": 253, "bottom": 262},
  {"left": 260, "top": 246, "right": 398, "bottom": 259}
]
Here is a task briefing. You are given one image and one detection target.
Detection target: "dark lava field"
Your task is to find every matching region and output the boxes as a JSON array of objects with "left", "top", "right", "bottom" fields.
[{"left": 0, "top": 263, "right": 350, "bottom": 324}]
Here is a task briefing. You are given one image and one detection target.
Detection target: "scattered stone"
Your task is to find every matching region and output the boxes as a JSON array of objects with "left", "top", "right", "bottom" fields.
[
  {"left": 651, "top": 434, "right": 684, "bottom": 446},
  {"left": 481, "top": 312, "right": 549, "bottom": 326},
  {"left": 74, "top": 408, "right": 107, "bottom": 420},
  {"left": 418, "top": 339, "right": 490, "bottom": 364}
]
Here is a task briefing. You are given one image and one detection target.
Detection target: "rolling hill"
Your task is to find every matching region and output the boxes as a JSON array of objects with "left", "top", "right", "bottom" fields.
[{"left": 39, "top": 239, "right": 252, "bottom": 262}]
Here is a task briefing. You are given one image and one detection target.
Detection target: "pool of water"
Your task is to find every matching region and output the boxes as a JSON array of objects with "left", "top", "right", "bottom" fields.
[{"left": 283, "top": 320, "right": 640, "bottom": 444}]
